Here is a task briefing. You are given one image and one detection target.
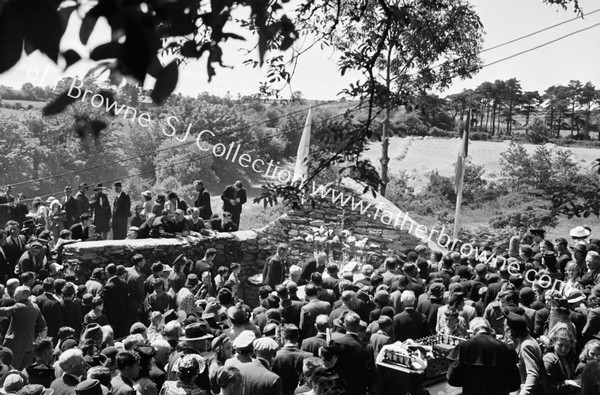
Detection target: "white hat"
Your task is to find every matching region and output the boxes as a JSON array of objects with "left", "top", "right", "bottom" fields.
[
  {"left": 232, "top": 330, "right": 256, "bottom": 349},
  {"left": 570, "top": 226, "right": 590, "bottom": 238}
]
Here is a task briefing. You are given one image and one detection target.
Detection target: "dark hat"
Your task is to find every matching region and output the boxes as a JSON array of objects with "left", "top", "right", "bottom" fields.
[
  {"left": 113, "top": 182, "right": 122, "bottom": 187},
  {"left": 82, "top": 294, "right": 93, "bottom": 307},
  {"left": 180, "top": 323, "right": 214, "bottom": 341},
  {"left": 429, "top": 283, "right": 445, "bottom": 298},
  {"left": 172, "top": 253, "right": 187, "bottom": 267},
  {"left": 37, "top": 231, "right": 52, "bottom": 242},
  {"left": 266, "top": 295, "right": 280, "bottom": 309},
  {"left": 82, "top": 323, "right": 103, "bottom": 343},
  {"left": 106, "top": 263, "right": 116, "bottom": 275},
  {"left": 211, "top": 334, "right": 229, "bottom": 350},
  {"left": 100, "top": 347, "right": 119, "bottom": 365},
  {"left": 116, "top": 265, "right": 126, "bottom": 276},
  {"left": 370, "top": 273, "right": 383, "bottom": 286},
  {"left": 520, "top": 245, "right": 533, "bottom": 255},
  {"left": 24, "top": 365, "right": 55, "bottom": 388},
  {"left": 151, "top": 262, "right": 163, "bottom": 273},
  {"left": 263, "top": 323, "right": 278, "bottom": 337},
  {"left": 529, "top": 229, "right": 545, "bottom": 236},
  {"left": 227, "top": 303, "right": 248, "bottom": 322},
  {"left": 202, "top": 301, "right": 225, "bottom": 320},
  {"left": 163, "top": 309, "right": 178, "bottom": 324},
  {"left": 134, "top": 203, "right": 143, "bottom": 210},
  {"left": 80, "top": 213, "right": 92, "bottom": 221},
  {"left": 92, "top": 267, "right": 103, "bottom": 279},
  {"left": 217, "top": 287, "right": 233, "bottom": 305},
  {"left": 506, "top": 312, "right": 528, "bottom": 334},
  {"left": 79, "top": 182, "right": 88, "bottom": 189},
  {"left": 93, "top": 184, "right": 103, "bottom": 191},
  {"left": 184, "top": 314, "right": 198, "bottom": 327},
  {"left": 20, "top": 384, "right": 53, "bottom": 395},
  {"left": 64, "top": 186, "right": 72, "bottom": 191},
  {"left": 75, "top": 379, "right": 102, "bottom": 395},
  {"left": 374, "top": 290, "right": 390, "bottom": 306},
  {"left": 83, "top": 354, "right": 108, "bottom": 368},
  {"left": 167, "top": 192, "right": 178, "bottom": 200},
  {"left": 156, "top": 193, "right": 166, "bottom": 203},
  {"left": 185, "top": 274, "right": 199, "bottom": 288},
  {"left": 135, "top": 346, "right": 156, "bottom": 359},
  {"left": 59, "top": 337, "right": 79, "bottom": 351},
  {"left": 23, "top": 219, "right": 35, "bottom": 228},
  {"left": 519, "top": 287, "right": 535, "bottom": 304},
  {"left": 457, "top": 265, "right": 471, "bottom": 279},
  {"left": 573, "top": 242, "right": 587, "bottom": 253}
]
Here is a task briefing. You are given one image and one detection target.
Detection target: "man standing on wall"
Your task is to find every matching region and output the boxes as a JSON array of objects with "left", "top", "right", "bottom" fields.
[
  {"left": 75, "top": 183, "right": 90, "bottom": 215},
  {"left": 221, "top": 180, "right": 247, "bottom": 228},
  {"left": 193, "top": 180, "right": 212, "bottom": 220},
  {"left": 112, "top": 182, "right": 131, "bottom": 240}
]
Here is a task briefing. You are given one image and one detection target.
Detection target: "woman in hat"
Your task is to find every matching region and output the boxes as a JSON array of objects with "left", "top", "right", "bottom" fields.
[
  {"left": 206, "top": 335, "right": 233, "bottom": 394},
  {"left": 160, "top": 354, "right": 206, "bottom": 395},
  {"left": 560, "top": 262, "right": 584, "bottom": 298},
  {"left": 141, "top": 191, "right": 153, "bottom": 218},
  {"left": 32, "top": 197, "right": 48, "bottom": 228},
  {"left": 89, "top": 185, "right": 111, "bottom": 240},
  {"left": 46, "top": 197, "right": 64, "bottom": 245}
]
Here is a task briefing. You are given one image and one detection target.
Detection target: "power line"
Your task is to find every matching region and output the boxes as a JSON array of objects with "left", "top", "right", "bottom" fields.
[
  {"left": 483, "top": 22, "right": 600, "bottom": 68},
  {"left": 481, "top": 7, "right": 600, "bottom": 53}
]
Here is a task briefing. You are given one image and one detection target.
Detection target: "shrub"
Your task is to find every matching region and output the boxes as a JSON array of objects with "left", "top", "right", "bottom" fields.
[
  {"left": 429, "top": 127, "right": 455, "bottom": 138},
  {"left": 470, "top": 132, "right": 491, "bottom": 141}
]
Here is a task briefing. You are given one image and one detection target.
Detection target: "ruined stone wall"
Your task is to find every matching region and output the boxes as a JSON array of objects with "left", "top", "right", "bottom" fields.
[{"left": 62, "top": 178, "right": 423, "bottom": 307}]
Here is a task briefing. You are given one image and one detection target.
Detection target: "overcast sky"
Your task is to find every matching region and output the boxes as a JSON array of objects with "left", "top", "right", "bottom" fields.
[{"left": 0, "top": 0, "right": 598, "bottom": 100}]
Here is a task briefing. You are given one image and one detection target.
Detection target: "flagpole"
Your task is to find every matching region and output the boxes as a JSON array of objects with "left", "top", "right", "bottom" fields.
[{"left": 453, "top": 109, "right": 471, "bottom": 241}]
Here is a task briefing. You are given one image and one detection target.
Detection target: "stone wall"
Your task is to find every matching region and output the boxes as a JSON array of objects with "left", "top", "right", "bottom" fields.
[{"left": 62, "top": 178, "right": 424, "bottom": 307}]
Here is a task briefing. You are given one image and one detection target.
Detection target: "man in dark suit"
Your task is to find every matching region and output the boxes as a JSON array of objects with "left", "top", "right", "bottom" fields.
[
  {"left": 125, "top": 254, "right": 146, "bottom": 325},
  {"left": 193, "top": 180, "right": 212, "bottom": 220},
  {"left": 3, "top": 220, "right": 26, "bottom": 279},
  {"left": 0, "top": 187, "right": 13, "bottom": 229},
  {"left": 89, "top": 184, "right": 111, "bottom": 240},
  {"left": 300, "top": 284, "right": 332, "bottom": 339},
  {"left": 61, "top": 283, "right": 83, "bottom": 338},
  {"left": 332, "top": 312, "right": 374, "bottom": 395},
  {"left": 69, "top": 213, "right": 91, "bottom": 241},
  {"left": 112, "top": 182, "right": 131, "bottom": 240},
  {"left": 391, "top": 262, "right": 426, "bottom": 298},
  {"left": 100, "top": 264, "right": 130, "bottom": 339},
  {"left": 61, "top": 186, "right": 81, "bottom": 230},
  {"left": 220, "top": 180, "right": 247, "bottom": 227},
  {"left": 276, "top": 285, "right": 304, "bottom": 328},
  {"left": 75, "top": 182, "right": 90, "bottom": 215},
  {"left": 299, "top": 253, "right": 327, "bottom": 286},
  {"left": 50, "top": 350, "right": 87, "bottom": 395},
  {"left": 272, "top": 325, "right": 313, "bottom": 395},
  {"left": 111, "top": 351, "right": 140, "bottom": 395},
  {"left": 417, "top": 281, "right": 445, "bottom": 334},
  {"left": 35, "top": 278, "right": 63, "bottom": 341},
  {"left": 447, "top": 317, "right": 521, "bottom": 395},
  {"left": 263, "top": 243, "right": 288, "bottom": 288},
  {"left": 393, "top": 290, "right": 429, "bottom": 342},
  {"left": 300, "top": 314, "right": 329, "bottom": 356}
]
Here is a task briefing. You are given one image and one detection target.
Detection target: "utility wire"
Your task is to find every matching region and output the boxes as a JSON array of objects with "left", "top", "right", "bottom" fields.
[{"left": 481, "top": 7, "right": 600, "bottom": 53}]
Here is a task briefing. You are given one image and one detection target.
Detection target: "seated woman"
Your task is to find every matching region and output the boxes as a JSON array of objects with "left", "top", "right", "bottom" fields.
[{"left": 541, "top": 326, "right": 581, "bottom": 395}]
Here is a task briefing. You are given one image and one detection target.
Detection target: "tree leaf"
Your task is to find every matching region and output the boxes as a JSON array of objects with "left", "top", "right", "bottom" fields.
[
  {"left": 80, "top": 12, "right": 99, "bottom": 44},
  {"left": 63, "top": 49, "right": 81, "bottom": 69},
  {"left": 43, "top": 90, "right": 78, "bottom": 116},
  {"left": 24, "top": 0, "right": 62, "bottom": 62},
  {"left": 0, "top": 3, "right": 25, "bottom": 72},
  {"left": 151, "top": 61, "right": 179, "bottom": 104},
  {"left": 90, "top": 41, "right": 122, "bottom": 60}
]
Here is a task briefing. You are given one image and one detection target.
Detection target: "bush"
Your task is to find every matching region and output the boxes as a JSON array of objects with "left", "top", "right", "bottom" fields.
[
  {"left": 470, "top": 132, "right": 491, "bottom": 141},
  {"left": 429, "top": 127, "right": 455, "bottom": 138}
]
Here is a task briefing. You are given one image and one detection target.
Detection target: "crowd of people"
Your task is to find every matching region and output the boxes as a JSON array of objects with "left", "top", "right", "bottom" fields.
[
  {"left": 0, "top": 180, "right": 248, "bottom": 246},
  {"left": 3, "top": 179, "right": 600, "bottom": 394}
]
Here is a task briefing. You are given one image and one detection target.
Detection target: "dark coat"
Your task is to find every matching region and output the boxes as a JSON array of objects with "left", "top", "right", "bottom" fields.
[
  {"left": 3, "top": 235, "right": 27, "bottom": 275},
  {"left": 582, "top": 359, "right": 600, "bottom": 395},
  {"left": 262, "top": 254, "right": 287, "bottom": 288},
  {"left": 447, "top": 333, "right": 521, "bottom": 395},
  {"left": 89, "top": 192, "right": 111, "bottom": 233},
  {"left": 272, "top": 344, "right": 313, "bottom": 395},
  {"left": 69, "top": 223, "right": 89, "bottom": 241},
  {"left": 36, "top": 292, "right": 63, "bottom": 340},
  {"left": 280, "top": 298, "right": 305, "bottom": 328},
  {"left": 300, "top": 333, "right": 327, "bottom": 357},
  {"left": 393, "top": 307, "right": 429, "bottom": 342},
  {"left": 130, "top": 213, "right": 144, "bottom": 228},
  {"left": 61, "top": 195, "right": 80, "bottom": 229},
  {"left": 221, "top": 185, "right": 247, "bottom": 215},
  {"left": 299, "top": 299, "right": 332, "bottom": 338},
  {"left": 74, "top": 192, "right": 90, "bottom": 215},
  {"left": 100, "top": 276, "right": 129, "bottom": 339},
  {"left": 211, "top": 220, "right": 237, "bottom": 232},
  {"left": 61, "top": 299, "right": 83, "bottom": 338},
  {"left": 194, "top": 189, "right": 212, "bottom": 220},
  {"left": 225, "top": 356, "right": 281, "bottom": 395},
  {"left": 137, "top": 221, "right": 152, "bottom": 239},
  {"left": 50, "top": 373, "right": 80, "bottom": 395},
  {"left": 113, "top": 192, "right": 131, "bottom": 218},
  {"left": 111, "top": 374, "right": 136, "bottom": 395},
  {"left": 416, "top": 293, "right": 443, "bottom": 334},
  {"left": 151, "top": 217, "right": 176, "bottom": 238},
  {"left": 333, "top": 333, "right": 374, "bottom": 395}
]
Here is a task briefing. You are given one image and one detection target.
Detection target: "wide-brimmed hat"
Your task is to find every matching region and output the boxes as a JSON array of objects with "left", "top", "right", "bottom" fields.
[
  {"left": 92, "top": 184, "right": 103, "bottom": 191},
  {"left": 529, "top": 229, "right": 545, "bottom": 237},
  {"left": 227, "top": 303, "right": 248, "bottom": 322},
  {"left": 567, "top": 289, "right": 587, "bottom": 304},
  {"left": 180, "top": 323, "right": 214, "bottom": 341},
  {"left": 141, "top": 190, "right": 152, "bottom": 198},
  {"left": 75, "top": 379, "right": 102, "bottom": 395},
  {"left": 202, "top": 301, "right": 226, "bottom": 320},
  {"left": 79, "top": 183, "right": 88, "bottom": 189},
  {"left": 45, "top": 196, "right": 56, "bottom": 204},
  {"left": 570, "top": 226, "right": 590, "bottom": 238}
]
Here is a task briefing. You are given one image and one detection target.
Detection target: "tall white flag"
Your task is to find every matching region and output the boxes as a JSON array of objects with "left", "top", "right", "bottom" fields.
[{"left": 293, "top": 107, "right": 312, "bottom": 186}]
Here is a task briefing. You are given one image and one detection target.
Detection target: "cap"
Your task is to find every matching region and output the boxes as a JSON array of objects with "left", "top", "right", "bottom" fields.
[
  {"left": 80, "top": 213, "right": 92, "bottom": 221},
  {"left": 519, "top": 287, "right": 535, "bottom": 304},
  {"left": 232, "top": 330, "right": 256, "bottom": 349},
  {"left": 113, "top": 182, "right": 122, "bottom": 187},
  {"left": 75, "top": 379, "right": 102, "bottom": 395},
  {"left": 92, "top": 267, "right": 103, "bottom": 278},
  {"left": 45, "top": 196, "right": 56, "bottom": 204},
  {"left": 135, "top": 346, "right": 156, "bottom": 359},
  {"left": 529, "top": 229, "right": 545, "bottom": 236},
  {"left": 253, "top": 337, "right": 279, "bottom": 352},
  {"left": 168, "top": 192, "right": 178, "bottom": 200},
  {"left": 20, "top": 384, "right": 52, "bottom": 395},
  {"left": 23, "top": 219, "right": 35, "bottom": 228},
  {"left": 2, "top": 374, "right": 24, "bottom": 392}
]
